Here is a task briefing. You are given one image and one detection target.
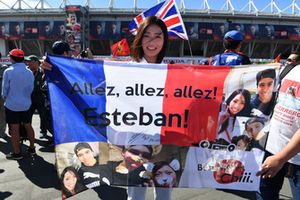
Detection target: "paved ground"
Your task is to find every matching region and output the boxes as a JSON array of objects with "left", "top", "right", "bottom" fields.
[{"left": 0, "top": 114, "right": 293, "bottom": 200}]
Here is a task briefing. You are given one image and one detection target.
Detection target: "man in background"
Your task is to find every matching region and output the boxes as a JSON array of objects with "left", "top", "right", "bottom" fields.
[
  {"left": 2, "top": 49, "right": 35, "bottom": 160},
  {"left": 25, "top": 55, "right": 50, "bottom": 138},
  {"left": 210, "top": 30, "right": 251, "bottom": 66}
]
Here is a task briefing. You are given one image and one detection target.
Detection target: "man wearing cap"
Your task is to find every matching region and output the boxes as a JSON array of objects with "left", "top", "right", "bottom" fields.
[
  {"left": 52, "top": 40, "right": 72, "bottom": 56},
  {"left": 250, "top": 68, "right": 276, "bottom": 118},
  {"left": 210, "top": 30, "right": 251, "bottom": 66},
  {"left": 1, "top": 49, "right": 35, "bottom": 160},
  {"left": 74, "top": 142, "right": 127, "bottom": 199},
  {"left": 25, "top": 55, "right": 50, "bottom": 138}
]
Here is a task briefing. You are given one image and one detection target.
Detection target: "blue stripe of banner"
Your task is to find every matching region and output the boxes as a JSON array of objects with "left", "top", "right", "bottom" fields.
[{"left": 46, "top": 55, "right": 107, "bottom": 144}]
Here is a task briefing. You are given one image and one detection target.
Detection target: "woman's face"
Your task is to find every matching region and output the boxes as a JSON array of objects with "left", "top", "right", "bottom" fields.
[
  {"left": 63, "top": 171, "right": 77, "bottom": 193},
  {"left": 229, "top": 94, "right": 245, "bottom": 115},
  {"left": 142, "top": 24, "right": 164, "bottom": 62},
  {"left": 247, "top": 122, "right": 264, "bottom": 139},
  {"left": 154, "top": 165, "right": 176, "bottom": 187},
  {"left": 123, "top": 145, "right": 151, "bottom": 171},
  {"left": 237, "top": 139, "right": 247, "bottom": 150}
]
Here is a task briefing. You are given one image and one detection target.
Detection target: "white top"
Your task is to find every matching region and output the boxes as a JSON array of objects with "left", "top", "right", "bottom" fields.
[{"left": 266, "top": 65, "right": 300, "bottom": 165}]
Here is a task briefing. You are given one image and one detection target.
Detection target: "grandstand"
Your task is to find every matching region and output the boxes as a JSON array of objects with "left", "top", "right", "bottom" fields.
[{"left": 0, "top": 0, "right": 300, "bottom": 59}]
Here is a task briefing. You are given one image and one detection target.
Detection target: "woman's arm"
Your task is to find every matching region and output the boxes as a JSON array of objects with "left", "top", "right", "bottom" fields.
[{"left": 257, "top": 128, "right": 300, "bottom": 178}]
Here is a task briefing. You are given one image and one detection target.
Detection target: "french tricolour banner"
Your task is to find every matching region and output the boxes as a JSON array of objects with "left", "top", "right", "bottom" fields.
[
  {"left": 129, "top": 0, "right": 188, "bottom": 40},
  {"left": 46, "top": 55, "right": 280, "bottom": 198}
]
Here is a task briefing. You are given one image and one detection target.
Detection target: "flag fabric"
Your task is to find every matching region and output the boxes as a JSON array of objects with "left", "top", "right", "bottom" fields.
[
  {"left": 45, "top": 55, "right": 229, "bottom": 145},
  {"left": 111, "top": 38, "right": 130, "bottom": 57},
  {"left": 46, "top": 55, "right": 282, "bottom": 195},
  {"left": 274, "top": 53, "right": 281, "bottom": 63},
  {"left": 129, "top": 0, "right": 188, "bottom": 40}
]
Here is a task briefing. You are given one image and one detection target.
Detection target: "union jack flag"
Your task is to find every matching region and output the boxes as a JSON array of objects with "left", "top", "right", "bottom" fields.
[{"left": 129, "top": 0, "right": 188, "bottom": 40}]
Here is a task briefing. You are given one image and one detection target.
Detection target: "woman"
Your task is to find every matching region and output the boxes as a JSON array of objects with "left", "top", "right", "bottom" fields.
[
  {"left": 131, "top": 16, "right": 168, "bottom": 64},
  {"left": 217, "top": 89, "right": 251, "bottom": 143},
  {"left": 61, "top": 166, "right": 86, "bottom": 199},
  {"left": 129, "top": 16, "right": 170, "bottom": 200}
]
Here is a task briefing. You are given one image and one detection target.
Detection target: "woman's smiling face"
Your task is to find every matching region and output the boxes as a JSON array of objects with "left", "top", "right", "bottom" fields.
[
  {"left": 142, "top": 24, "right": 164, "bottom": 63},
  {"left": 229, "top": 94, "right": 245, "bottom": 115}
]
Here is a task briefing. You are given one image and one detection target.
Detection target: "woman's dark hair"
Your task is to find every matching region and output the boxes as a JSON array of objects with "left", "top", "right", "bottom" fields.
[
  {"left": 123, "top": 145, "right": 153, "bottom": 155},
  {"left": 61, "top": 166, "right": 86, "bottom": 198},
  {"left": 225, "top": 89, "right": 251, "bottom": 116},
  {"left": 152, "top": 161, "right": 177, "bottom": 187},
  {"left": 231, "top": 135, "right": 251, "bottom": 151},
  {"left": 245, "top": 117, "right": 265, "bottom": 130},
  {"left": 131, "top": 16, "right": 168, "bottom": 63},
  {"left": 219, "top": 89, "right": 251, "bottom": 134}
]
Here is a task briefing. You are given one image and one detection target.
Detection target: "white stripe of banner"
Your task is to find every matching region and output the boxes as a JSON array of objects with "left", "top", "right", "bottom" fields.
[{"left": 103, "top": 61, "right": 168, "bottom": 145}]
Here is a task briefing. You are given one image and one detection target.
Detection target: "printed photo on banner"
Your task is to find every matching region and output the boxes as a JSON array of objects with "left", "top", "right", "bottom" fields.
[
  {"left": 98, "top": 144, "right": 185, "bottom": 188},
  {"left": 204, "top": 65, "right": 279, "bottom": 153},
  {"left": 56, "top": 142, "right": 187, "bottom": 196}
]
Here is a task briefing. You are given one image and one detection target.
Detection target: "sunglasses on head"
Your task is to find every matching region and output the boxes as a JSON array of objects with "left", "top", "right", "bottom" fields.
[{"left": 127, "top": 148, "right": 152, "bottom": 160}]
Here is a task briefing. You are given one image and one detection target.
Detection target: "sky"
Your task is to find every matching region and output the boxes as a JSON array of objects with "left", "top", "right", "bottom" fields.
[{"left": 0, "top": 0, "right": 299, "bottom": 14}]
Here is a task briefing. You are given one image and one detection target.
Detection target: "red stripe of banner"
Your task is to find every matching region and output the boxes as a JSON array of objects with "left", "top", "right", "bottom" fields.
[
  {"left": 164, "top": 16, "right": 180, "bottom": 28},
  {"left": 161, "top": 65, "right": 231, "bottom": 146}
]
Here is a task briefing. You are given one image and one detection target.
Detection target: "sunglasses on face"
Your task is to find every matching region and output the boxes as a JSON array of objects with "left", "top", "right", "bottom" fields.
[
  {"left": 287, "top": 58, "right": 295, "bottom": 62},
  {"left": 127, "top": 148, "right": 152, "bottom": 160}
]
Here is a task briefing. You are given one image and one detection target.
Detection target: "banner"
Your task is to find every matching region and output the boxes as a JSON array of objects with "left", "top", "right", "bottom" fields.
[{"left": 46, "top": 55, "right": 280, "bottom": 198}]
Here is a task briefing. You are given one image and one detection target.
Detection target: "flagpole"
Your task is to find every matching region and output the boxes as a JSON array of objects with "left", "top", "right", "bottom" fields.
[{"left": 186, "top": 39, "right": 193, "bottom": 59}]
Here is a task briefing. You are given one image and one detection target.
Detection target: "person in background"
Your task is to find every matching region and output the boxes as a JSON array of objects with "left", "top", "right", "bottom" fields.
[
  {"left": 256, "top": 56, "right": 300, "bottom": 199},
  {"left": 25, "top": 55, "right": 50, "bottom": 138},
  {"left": 0, "top": 57, "right": 8, "bottom": 138},
  {"left": 285, "top": 52, "right": 300, "bottom": 67},
  {"left": 1, "top": 49, "right": 35, "bottom": 160},
  {"left": 210, "top": 30, "right": 251, "bottom": 66},
  {"left": 130, "top": 16, "right": 171, "bottom": 200}
]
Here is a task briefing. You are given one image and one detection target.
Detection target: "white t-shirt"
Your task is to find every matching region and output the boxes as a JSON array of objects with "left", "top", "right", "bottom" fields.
[{"left": 266, "top": 65, "right": 300, "bottom": 165}]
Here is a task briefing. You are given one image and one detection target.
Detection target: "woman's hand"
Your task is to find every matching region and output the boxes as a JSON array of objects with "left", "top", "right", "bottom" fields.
[{"left": 256, "top": 155, "right": 285, "bottom": 179}]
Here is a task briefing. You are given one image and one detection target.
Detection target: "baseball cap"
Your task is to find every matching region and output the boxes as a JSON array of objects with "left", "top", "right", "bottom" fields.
[
  {"left": 24, "top": 55, "right": 39, "bottom": 62},
  {"left": 52, "top": 41, "right": 71, "bottom": 55},
  {"left": 224, "top": 30, "right": 243, "bottom": 41},
  {"left": 9, "top": 49, "right": 25, "bottom": 58},
  {"left": 256, "top": 68, "right": 276, "bottom": 85},
  {"left": 74, "top": 142, "right": 93, "bottom": 155}
]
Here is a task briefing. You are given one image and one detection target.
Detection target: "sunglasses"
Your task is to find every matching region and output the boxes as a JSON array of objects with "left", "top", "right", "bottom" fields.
[
  {"left": 287, "top": 58, "right": 295, "bottom": 62},
  {"left": 127, "top": 148, "right": 152, "bottom": 160}
]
